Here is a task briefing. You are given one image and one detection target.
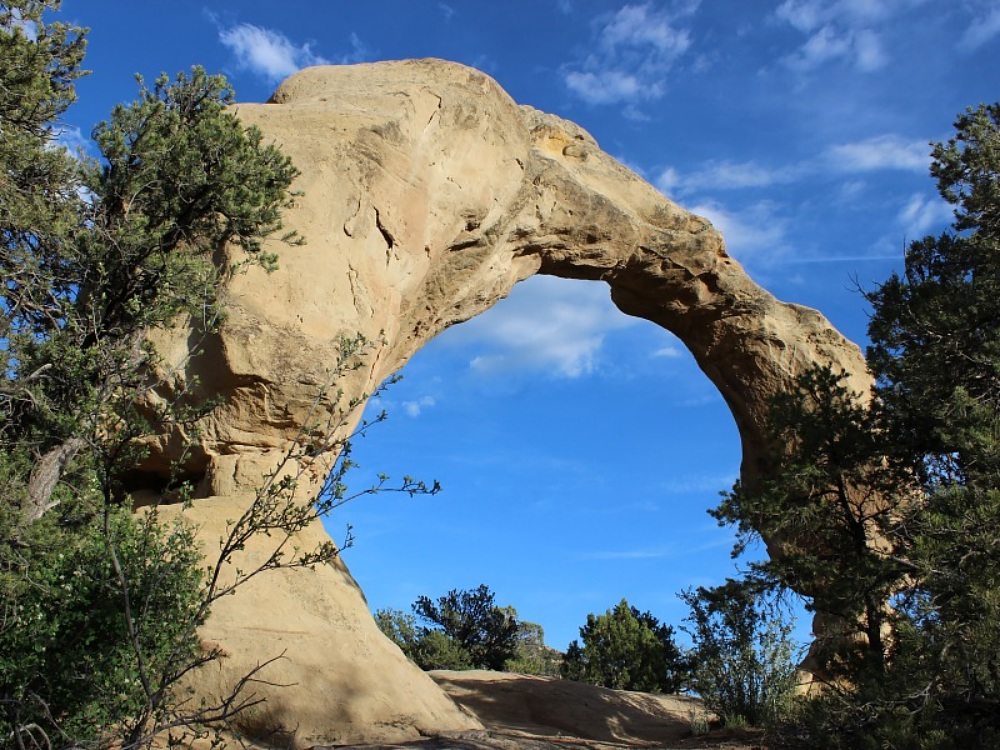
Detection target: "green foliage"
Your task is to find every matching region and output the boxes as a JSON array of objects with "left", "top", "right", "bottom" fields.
[
  {"left": 0, "top": 499, "right": 204, "bottom": 744},
  {"left": 411, "top": 630, "right": 475, "bottom": 671},
  {"left": 412, "top": 584, "right": 521, "bottom": 671},
  {"left": 504, "top": 619, "right": 562, "bottom": 677},
  {"left": 5, "top": 63, "right": 299, "bottom": 472},
  {"left": 864, "top": 104, "right": 1000, "bottom": 494},
  {"left": 377, "top": 587, "right": 554, "bottom": 673},
  {"left": 931, "top": 103, "right": 1000, "bottom": 241},
  {"left": 375, "top": 607, "right": 473, "bottom": 670},
  {"left": 853, "top": 101, "right": 1000, "bottom": 750},
  {"left": 713, "top": 366, "right": 910, "bottom": 677},
  {"left": 560, "top": 599, "right": 688, "bottom": 693},
  {"left": 713, "top": 102, "right": 1000, "bottom": 748},
  {"left": 0, "top": 2, "right": 340, "bottom": 747},
  {"left": 680, "top": 579, "right": 799, "bottom": 729},
  {"left": 374, "top": 608, "right": 421, "bottom": 656}
]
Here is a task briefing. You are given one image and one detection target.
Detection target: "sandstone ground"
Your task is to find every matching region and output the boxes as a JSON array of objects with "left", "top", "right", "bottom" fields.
[{"left": 332, "top": 670, "right": 766, "bottom": 750}]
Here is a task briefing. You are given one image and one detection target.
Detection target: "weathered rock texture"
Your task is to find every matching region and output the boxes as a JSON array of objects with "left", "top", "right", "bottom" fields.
[{"left": 145, "top": 59, "right": 870, "bottom": 747}]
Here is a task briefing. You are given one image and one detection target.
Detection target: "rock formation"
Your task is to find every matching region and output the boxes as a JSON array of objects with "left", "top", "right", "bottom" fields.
[{"left": 143, "top": 59, "right": 870, "bottom": 747}]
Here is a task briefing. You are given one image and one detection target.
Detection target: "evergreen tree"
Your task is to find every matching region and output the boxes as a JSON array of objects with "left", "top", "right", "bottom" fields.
[
  {"left": 412, "top": 584, "right": 520, "bottom": 671},
  {"left": 713, "top": 366, "right": 910, "bottom": 679},
  {"left": 713, "top": 103, "right": 1000, "bottom": 748},
  {"left": 560, "top": 599, "right": 688, "bottom": 693},
  {"left": 0, "top": 3, "right": 323, "bottom": 747},
  {"left": 860, "top": 102, "right": 1000, "bottom": 747}
]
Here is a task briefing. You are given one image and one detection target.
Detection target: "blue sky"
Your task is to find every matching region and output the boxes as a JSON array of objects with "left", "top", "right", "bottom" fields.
[{"left": 60, "top": 1, "right": 998, "bottom": 651}]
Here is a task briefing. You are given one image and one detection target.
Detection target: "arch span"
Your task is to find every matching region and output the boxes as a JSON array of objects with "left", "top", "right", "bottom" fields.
[{"left": 148, "top": 60, "right": 870, "bottom": 747}]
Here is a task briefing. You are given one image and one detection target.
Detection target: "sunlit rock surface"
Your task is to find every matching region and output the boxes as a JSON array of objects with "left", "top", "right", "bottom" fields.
[{"left": 145, "top": 59, "right": 869, "bottom": 747}]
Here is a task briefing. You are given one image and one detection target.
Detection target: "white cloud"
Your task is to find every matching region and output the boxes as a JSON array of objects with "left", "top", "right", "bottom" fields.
[
  {"left": 898, "top": 193, "right": 953, "bottom": 236},
  {"left": 788, "top": 25, "right": 853, "bottom": 70},
  {"left": 960, "top": 7, "right": 1000, "bottom": 51},
  {"left": 853, "top": 29, "right": 887, "bottom": 71},
  {"left": 836, "top": 179, "right": 867, "bottom": 203},
  {"left": 775, "top": 0, "right": 825, "bottom": 33},
  {"left": 688, "top": 200, "right": 788, "bottom": 263},
  {"left": 403, "top": 395, "right": 436, "bottom": 418},
  {"left": 825, "top": 135, "right": 929, "bottom": 172},
  {"left": 582, "top": 547, "right": 670, "bottom": 561},
  {"left": 658, "top": 134, "right": 929, "bottom": 202},
  {"left": 449, "top": 276, "right": 635, "bottom": 378},
  {"left": 777, "top": 0, "right": 928, "bottom": 32},
  {"left": 51, "top": 125, "right": 89, "bottom": 156},
  {"left": 563, "top": 2, "right": 697, "bottom": 107},
  {"left": 659, "top": 159, "right": 801, "bottom": 194},
  {"left": 655, "top": 166, "right": 681, "bottom": 193},
  {"left": 652, "top": 343, "right": 683, "bottom": 359},
  {"left": 565, "top": 69, "right": 653, "bottom": 105},
  {"left": 438, "top": 3, "right": 456, "bottom": 22},
  {"left": 775, "top": 0, "right": 927, "bottom": 72},
  {"left": 218, "top": 23, "right": 329, "bottom": 83},
  {"left": 600, "top": 3, "right": 692, "bottom": 57},
  {"left": 781, "top": 25, "right": 887, "bottom": 72}
]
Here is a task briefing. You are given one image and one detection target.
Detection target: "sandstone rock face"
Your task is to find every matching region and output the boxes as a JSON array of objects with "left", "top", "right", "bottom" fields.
[{"left": 146, "top": 59, "right": 870, "bottom": 747}]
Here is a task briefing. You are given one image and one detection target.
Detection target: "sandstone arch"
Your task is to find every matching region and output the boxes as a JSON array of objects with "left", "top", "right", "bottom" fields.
[{"left": 147, "top": 60, "right": 870, "bottom": 747}]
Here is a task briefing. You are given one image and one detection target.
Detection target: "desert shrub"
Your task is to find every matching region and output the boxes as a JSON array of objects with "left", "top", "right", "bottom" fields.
[{"left": 681, "top": 579, "right": 799, "bottom": 729}]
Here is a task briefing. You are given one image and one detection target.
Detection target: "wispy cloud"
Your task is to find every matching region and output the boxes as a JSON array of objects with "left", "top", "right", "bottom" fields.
[
  {"left": 824, "top": 135, "right": 930, "bottom": 172},
  {"left": 438, "top": 4, "right": 456, "bottom": 23},
  {"left": 583, "top": 548, "right": 672, "bottom": 561},
  {"left": 403, "top": 395, "right": 437, "bottom": 418},
  {"left": 959, "top": 5, "right": 1000, "bottom": 51},
  {"left": 784, "top": 26, "right": 886, "bottom": 73},
  {"left": 51, "top": 125, "right": 89, "bottom": 157},
  {"left": 565, "top": 69, "right": 652, "bottom": 106},
  {"left": 658, "top": 159, "right": 802, "bottom": 194},
  {"left": 218, "top": 22, "right": 330, "bottom": 83},
  {"left": 687, "top": 199, "right": 789, "bottom": 262},
  {"left": 448, "top": 276, "right": 634, "bottom": 378},
  {"left": 582, "top": 534, "right": 734, "bottom": 562},
  {"left": 563, "top": 2, "right": 699, "bottom": 107},
  {"left": 652, "top": 343, "right": 684, "bottom": 359},
  {"left": 659, "top": 134, "right": 930, "bottom": 199},
  {"left": 656, "top": 471, "right": 739, "bottom": 496},
  {"left": 774, "top": 0, "right": 930, "bottom": 73},
  {"left": 897, "top": 193, "right": 953, "bottom": 237}
]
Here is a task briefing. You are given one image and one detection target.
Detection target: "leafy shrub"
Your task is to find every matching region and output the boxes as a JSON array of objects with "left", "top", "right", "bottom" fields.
[
  {"left": 680, "top": 579, "right": 799, "bottom": 729},
  {"left": 1, "top": 497, "right": 204, "bottom": 745}
]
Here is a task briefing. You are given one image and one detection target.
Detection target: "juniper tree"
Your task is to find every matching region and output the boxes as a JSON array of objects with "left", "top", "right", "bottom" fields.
[
  {"left": 0, "top": 2, "right": 309, "bottom": 747},
  {"left": 560, "top": 599, "right": 689, "bottom": 693},
  {"left": 713, "top": 103, "right": 1000, "bottom": 748}
]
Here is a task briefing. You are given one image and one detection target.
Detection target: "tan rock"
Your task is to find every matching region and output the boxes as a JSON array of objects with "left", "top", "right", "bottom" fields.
[
  {"left": 160, "top": 497, "right": 479, "bottom": 747},
  {"left": 143, "top": 59, "right": 870, "bottom": 746}
]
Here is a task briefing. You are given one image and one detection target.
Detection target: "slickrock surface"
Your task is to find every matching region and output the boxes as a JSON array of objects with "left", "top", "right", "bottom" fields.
[{"left": 334, "top": 670, "right": 763, "bottom": 750}]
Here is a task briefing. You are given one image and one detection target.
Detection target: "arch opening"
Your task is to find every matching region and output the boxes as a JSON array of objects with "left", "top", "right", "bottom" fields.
[{"left": 335, "top": 274, "right": 769, "bottom": 651}]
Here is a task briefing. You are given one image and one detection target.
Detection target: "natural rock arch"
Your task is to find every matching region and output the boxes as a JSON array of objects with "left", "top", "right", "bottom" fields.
[{"left": 146, "top": 60, "right": 870, "bottom": 747}]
